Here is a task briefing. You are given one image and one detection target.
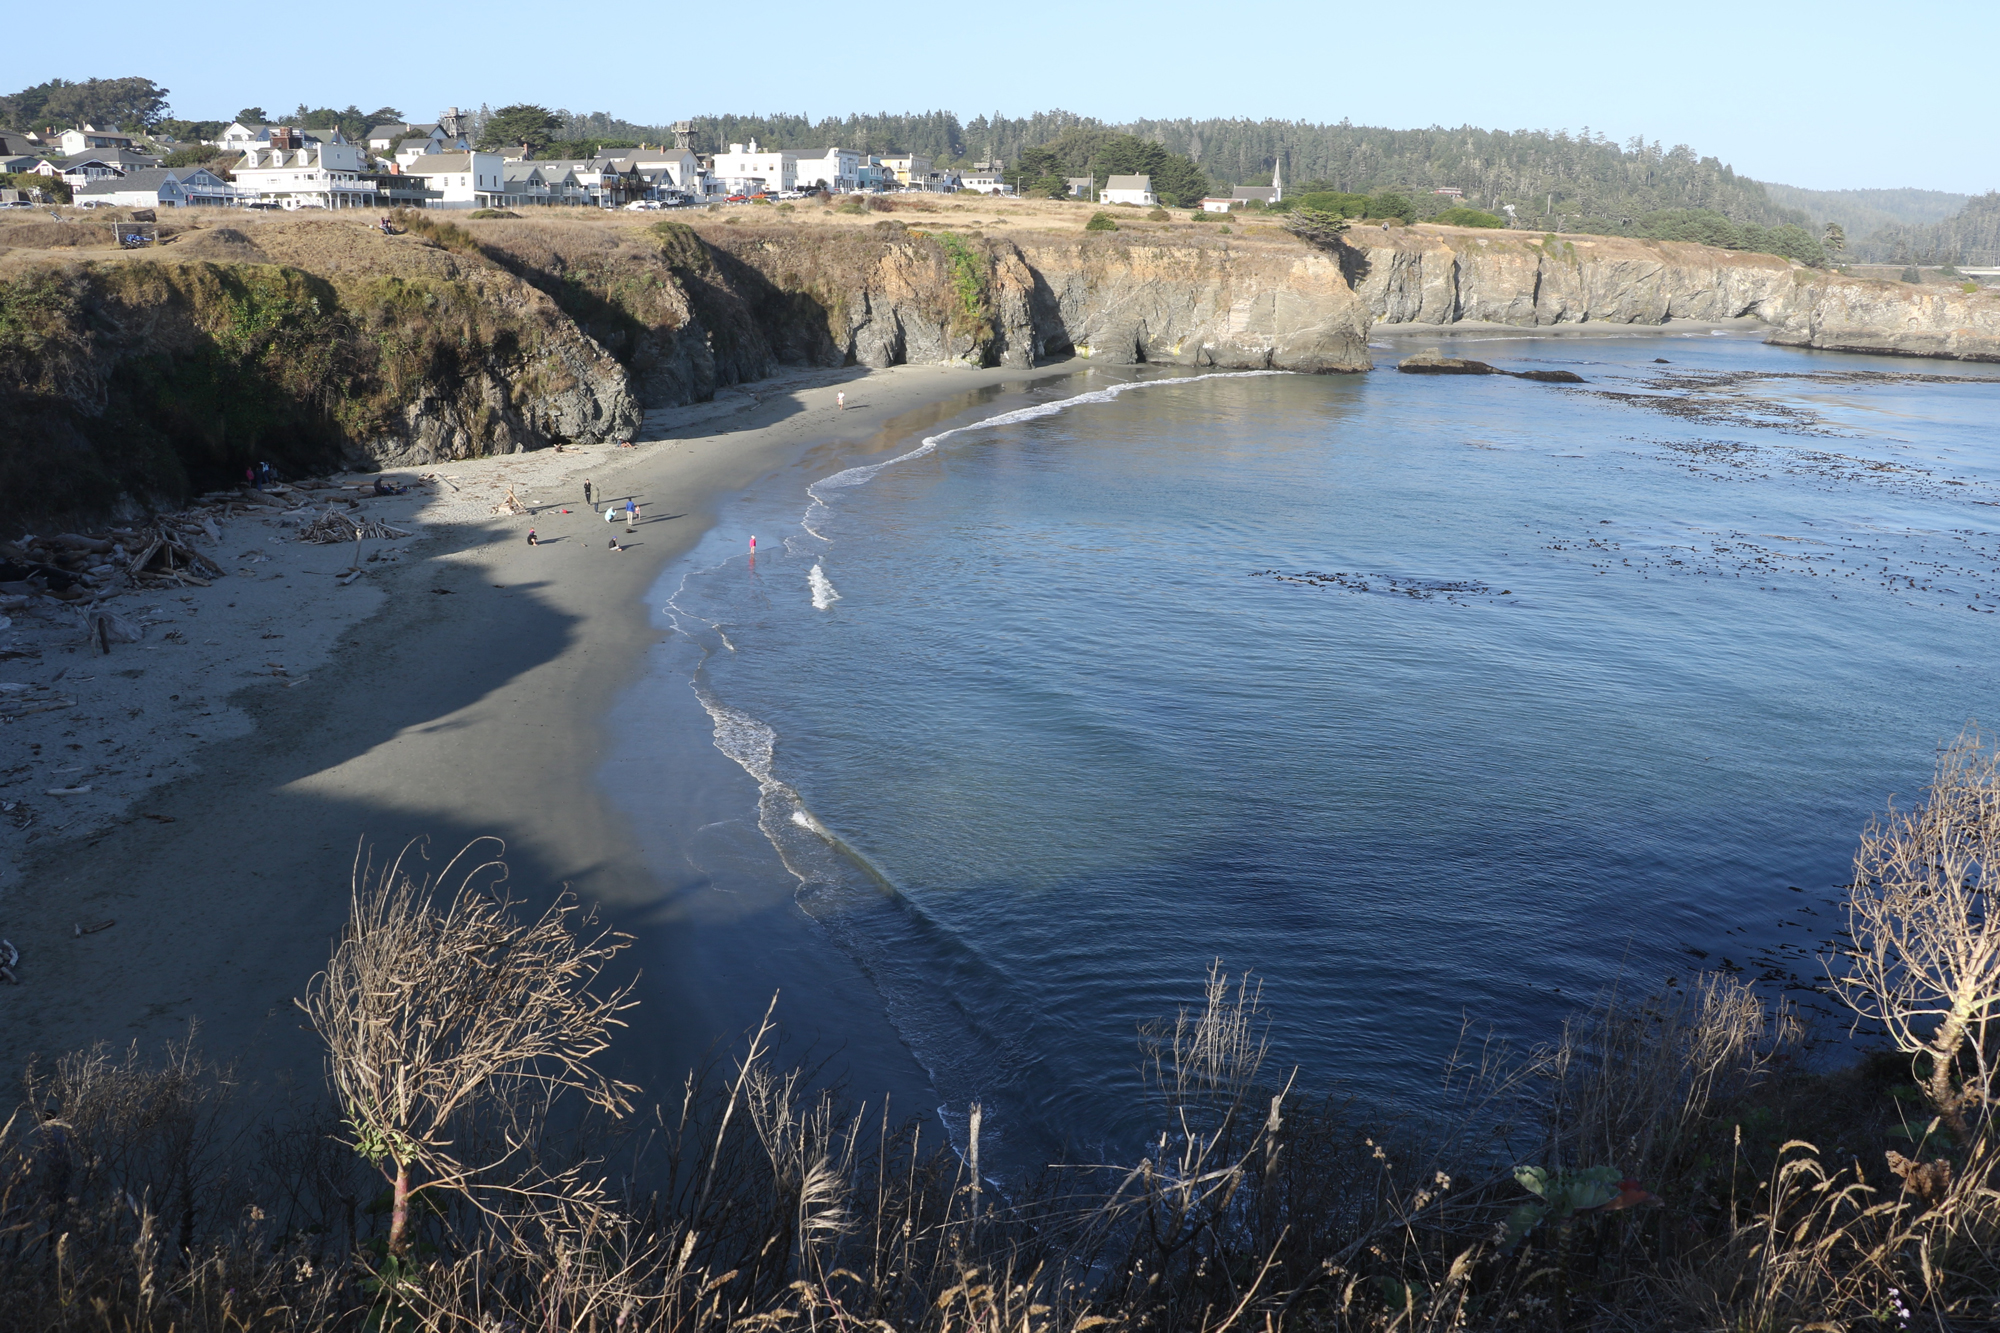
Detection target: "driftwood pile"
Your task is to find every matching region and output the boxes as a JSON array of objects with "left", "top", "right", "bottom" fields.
[
  {"left": 296, "top": 506, "right": 411, "bottom": 544},
  {"left": 1, "top": 517, "right": 227, "bottom": 600}
]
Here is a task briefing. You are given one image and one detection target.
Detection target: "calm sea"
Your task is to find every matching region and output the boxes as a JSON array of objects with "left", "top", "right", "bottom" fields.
[{"left": 606, "top": 333, "right": 2000, "bottom": 1168}]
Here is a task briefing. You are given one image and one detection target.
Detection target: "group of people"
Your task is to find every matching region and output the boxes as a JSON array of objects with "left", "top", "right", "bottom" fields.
[{"left": 525, "top": 478, "right": 642, "bottom": 552}]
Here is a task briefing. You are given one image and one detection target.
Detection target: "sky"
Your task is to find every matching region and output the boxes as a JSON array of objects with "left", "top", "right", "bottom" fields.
[{"left": 26, "top": 0, "right": 1996, "bottom": 195}]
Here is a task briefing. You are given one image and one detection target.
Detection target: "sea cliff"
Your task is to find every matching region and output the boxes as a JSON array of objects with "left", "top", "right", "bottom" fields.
[
  {"left": 1351, "top": 224, "right": 2000, "bottom": 360},
  {"left": 9, "top": 205, "right": 2000, "bottom": 529}
]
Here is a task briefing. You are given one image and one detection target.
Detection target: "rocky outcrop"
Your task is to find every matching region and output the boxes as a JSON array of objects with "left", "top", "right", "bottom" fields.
[
  {"left": 699, "top": 224, "right": 1374, "bottom": 374},
  {"left": 1348, "top": 228, "right": 1799, "bottom": 327},
  {"left": 1010, "top": 233, "right": 1371, "bottom": 371},
  {"left": 1347, "top": 223, "right": 2000, "bottom": 361},
  {"left": 1762, "top": 275, "right": 2000, "bottom": 361}
]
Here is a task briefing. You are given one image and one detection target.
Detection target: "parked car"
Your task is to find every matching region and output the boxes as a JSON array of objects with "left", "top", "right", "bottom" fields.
[
  {"left": 622, "top": 200, "right": 661, "bottom": 211},
  {"left": 726, "top": 193, "right": 748, "bottom": 203}
]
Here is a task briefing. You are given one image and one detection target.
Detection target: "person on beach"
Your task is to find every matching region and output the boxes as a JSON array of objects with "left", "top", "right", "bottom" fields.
[
  {"left": 526, "top": 529, "right": 539, "bottom": 546},
  {"left": 836, "top": 391, "right": 845, "bottom": 411},
  {"left": 583, "top": 478, "right": 593, "bottom": 509},
  {"left": 624, "top": 499, "right": 637, "bottom": 532},
  {"left": 608, "top": 538, "right": 623, "bottom": 552},
  {"left": 605, "top": 505, "right": 618, "bottom": 525}
]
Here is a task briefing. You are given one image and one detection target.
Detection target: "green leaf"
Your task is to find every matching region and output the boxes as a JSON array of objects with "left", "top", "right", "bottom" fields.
[
  {"left": 1500, "top": 1202, "right": 1548, "bottom": 1251},
  {"left": 1514, "top": 1165, "right": 1551, "bottom": 1198}
]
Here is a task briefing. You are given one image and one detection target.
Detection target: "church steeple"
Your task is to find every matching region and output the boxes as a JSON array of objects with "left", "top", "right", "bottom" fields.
[{"left": 1272, "top": 154, "right": 1283, "bottom": 202}]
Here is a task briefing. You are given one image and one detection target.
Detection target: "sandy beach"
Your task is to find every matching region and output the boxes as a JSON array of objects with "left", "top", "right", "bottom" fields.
[{"left": 0, "top": 359, "right": 1079, "bottom": 1101}]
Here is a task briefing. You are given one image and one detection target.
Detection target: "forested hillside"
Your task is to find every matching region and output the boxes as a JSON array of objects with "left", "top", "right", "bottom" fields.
[
  {"left": 1864, "top": 192, "right": 2000, "bottom": 266},
  {"left": 599, "top": 109, "right": 1807, "bottom": 230},
  {"left": 1758, "top": 183, "right": 1968, "bottom": 255}
]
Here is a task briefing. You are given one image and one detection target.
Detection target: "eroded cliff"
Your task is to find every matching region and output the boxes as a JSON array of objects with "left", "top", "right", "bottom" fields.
[
  {"left": 1348, "top": 223, "right": 2000, "bottom": 361},
  {"left": 1347, "top": 229, "right": 1800, "bottom": 327}
]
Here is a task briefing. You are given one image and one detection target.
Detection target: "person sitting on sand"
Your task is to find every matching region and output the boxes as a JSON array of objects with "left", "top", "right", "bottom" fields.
[
  {"left": 608, "top": 538, "right": 623, "bottom": 552},
  {"left": 526, "top": 529, "right": 539, "bottom": 546}
]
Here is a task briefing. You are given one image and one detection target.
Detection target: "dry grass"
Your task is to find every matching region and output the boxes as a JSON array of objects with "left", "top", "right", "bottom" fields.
[{"left": 6, "top": 733, "right": 2000, "bottom": 1330}]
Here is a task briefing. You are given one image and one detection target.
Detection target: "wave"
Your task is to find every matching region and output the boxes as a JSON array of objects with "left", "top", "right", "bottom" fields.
[
  {"left": 809, "top": 563, "right": 841, "bottom": 610},
  {"left": 802, "top": 369, "right": 1294, "bottom": 534}
]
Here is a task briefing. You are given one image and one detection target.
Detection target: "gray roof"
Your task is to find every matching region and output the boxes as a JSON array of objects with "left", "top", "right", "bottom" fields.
[
  {"left": 1232, "top": 185, "right": 1278, "bottom": 202},
  {"left": 0, "top": 130, "right": 37, "bottom": 155},
  {"left": 1104, "top": 174, "right": 1152, "bottom": 191},
  {"left": 232, "top": 123, "right": 348, "bottom": 144},
  {"left": 1, "top": 153, "right": 41, "bottom": 172},
  {"left": 62, "top": 148, "right": 160, "bottom": 168},
  {"left": 77, "top": 167, "right": 181, "bottom": 195},
  {"left": 397, "top": 138, "right": 436, "bottom": 153},
  {"left": 401, "top": 151, "right": 476, "bottom": 174}
]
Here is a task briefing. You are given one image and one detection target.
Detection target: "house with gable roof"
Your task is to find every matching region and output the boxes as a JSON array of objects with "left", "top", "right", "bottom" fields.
[
  {"left": 393, "top": 150, "right": 506, "bottom": 208},
  {"left": 55, "top": 147, "right": 161, "bottom": 187},
  {"left": 58, "top": 125, "right": 138, "bottom": 155},
  {"left": 231, "top": 128, "right": 376, "bottom": 208},
  {"left": 1100, "top": 174, "right": 1155, "bottom": 206},
  {"left": 217, "top": 121, "right": 351, "bottom": 154},
  {"left": 75, "top": 165, "right": 234, "bottom": 209}
]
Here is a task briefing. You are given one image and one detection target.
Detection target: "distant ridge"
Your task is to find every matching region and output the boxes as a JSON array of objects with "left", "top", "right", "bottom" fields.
[
  {"left": 1861, "top": 192, "right": 2000, "bottom": 266},
  {"left": 560, "top": 107, "right": 1808, "bottom": 229},
  {"left": 1757, "top": 183, "right": 1970, "bottom": 255}
]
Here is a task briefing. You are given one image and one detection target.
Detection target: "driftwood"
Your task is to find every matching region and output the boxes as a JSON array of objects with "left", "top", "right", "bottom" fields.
[{"left": 297, "top": 506, "right": 411, "bottom": 544}]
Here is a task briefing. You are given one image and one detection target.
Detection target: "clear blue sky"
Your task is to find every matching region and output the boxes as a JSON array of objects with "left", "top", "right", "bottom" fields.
[{"left": 31, "top": 0, "right": 1995, "bottom": 194}]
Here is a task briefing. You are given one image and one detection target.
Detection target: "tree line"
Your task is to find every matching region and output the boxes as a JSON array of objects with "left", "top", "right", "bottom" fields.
[{"left": 1866, "top": 191, "right": 2000, "bottom": 266}]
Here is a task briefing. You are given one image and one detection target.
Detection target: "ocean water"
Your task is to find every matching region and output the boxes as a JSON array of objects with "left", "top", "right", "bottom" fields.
[{"left": 613, "top": 334, "right": 2000, "bottom": 1168}]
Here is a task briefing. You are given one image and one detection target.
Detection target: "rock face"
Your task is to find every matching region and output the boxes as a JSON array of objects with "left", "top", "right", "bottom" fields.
[
  {"left": 1348, "top": 229, "right": 1799, "bottom": 327},
  {"left": 1763, "top": 276, "right": 2000, "bottom": 361},
  {"left": 693, "top": 225, "right": 1374, "bottom": 375},
  {"left": 1006, "top": 234, "right": 1372, "bottom": 371},
  {"left": 1349, "top": 223, "right": 2000, "bottom": 361}
]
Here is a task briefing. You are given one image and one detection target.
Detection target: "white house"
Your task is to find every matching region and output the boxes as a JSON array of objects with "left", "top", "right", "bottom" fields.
[
  {"left": 231, "top": 130, "right": 377, "bottom": 208},
  {"left": 217, "top": 122, "right": 351, "bottom": 154},
  {"left": 75, "top": 166, "right": 233, "bottom": 209},
  {"left": 709, "top": 139, "right": 795, "bottom": 195},
  {"left": 1100, "top": 174, "right": 1155, "bottom": 206},
  {"left": 790, "top": 146, "right": 861, "bottom": 192},
  {"left": 958, "top": 171, "right": 1011, "bottom": 195},
  {"left": 395, "top": 150, "right": 506, "bottom": 208},
  {"left": 58, "top": 125, "right": 138, "bottom": 155},
  {"left": 394, "top": 138, "right": 444, "bottom": 169}
]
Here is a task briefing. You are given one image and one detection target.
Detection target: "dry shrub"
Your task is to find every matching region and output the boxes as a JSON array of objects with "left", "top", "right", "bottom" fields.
[
  {"left": 10, "top": 728, "right": 2000, "bottom": 1331},
  {"left": 1833, "top": 727, "right": 2000, "bottom": 1140}
]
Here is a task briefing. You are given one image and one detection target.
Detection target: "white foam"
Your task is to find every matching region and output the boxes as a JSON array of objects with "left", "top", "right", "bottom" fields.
[
  {"left": 808, "top": 563, "right": 841, "bottom": 610},
  {"left": 805, "top": 369, "right": 1294, "bottom": 513},
  {"left": 700, "top": 695, "right": 777, "bottom": 785}
]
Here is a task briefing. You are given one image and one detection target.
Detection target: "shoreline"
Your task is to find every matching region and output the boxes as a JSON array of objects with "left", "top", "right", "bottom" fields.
[
  {"left": 1367, "top": 315, "right": 1769, "bottom": 340},
  {"left": 0, "top": 359, "right": 1079, "bottom": 1098}
]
